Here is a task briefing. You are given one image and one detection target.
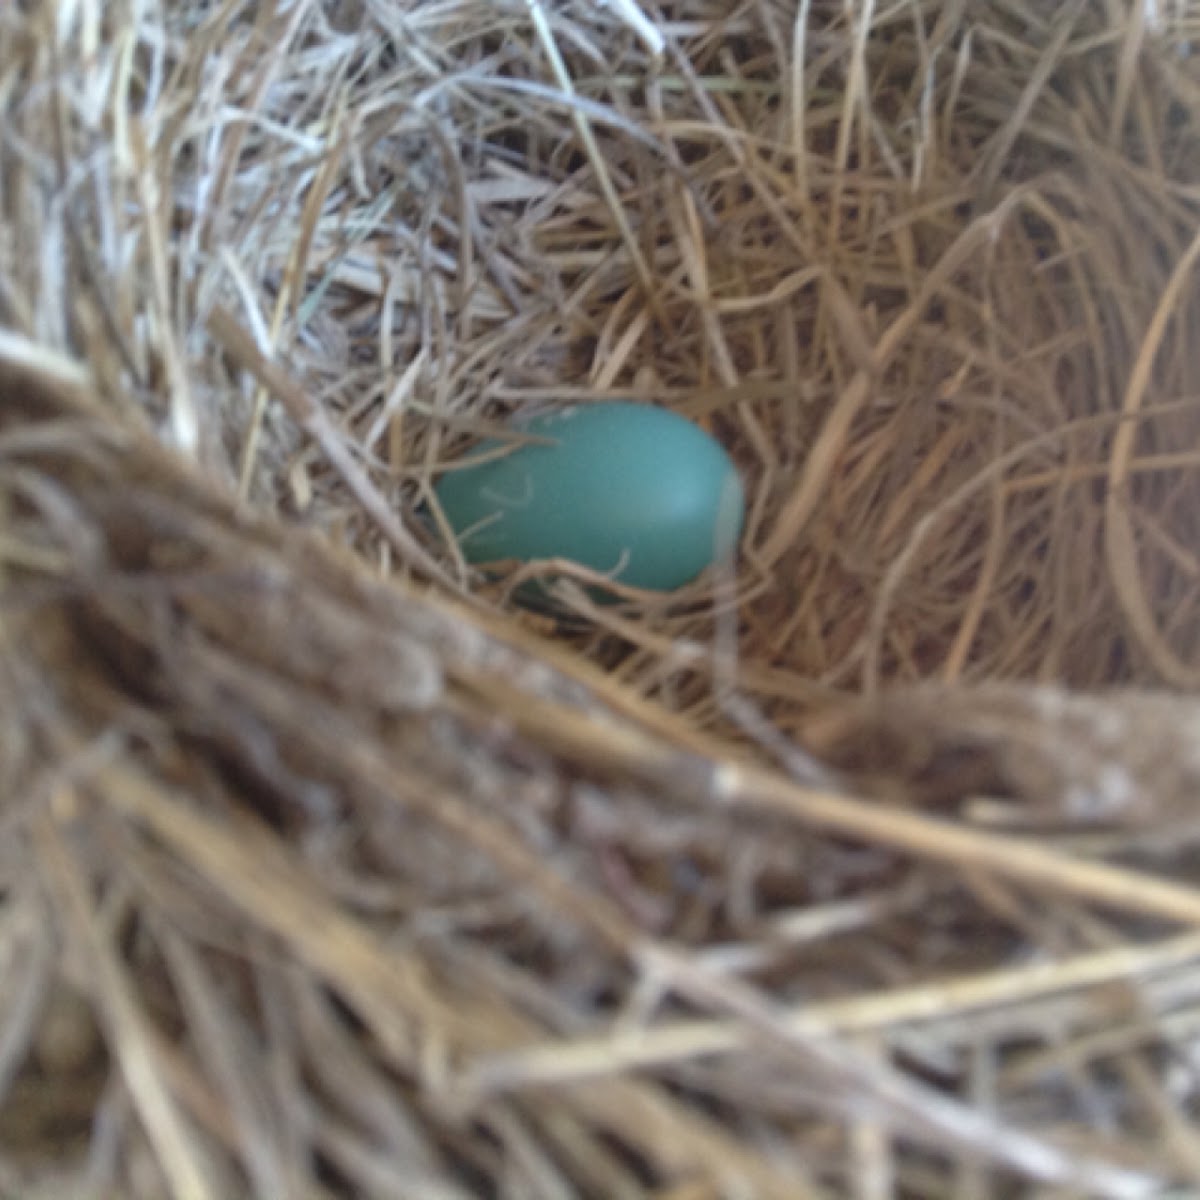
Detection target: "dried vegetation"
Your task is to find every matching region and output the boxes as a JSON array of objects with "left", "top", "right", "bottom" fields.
[{"left": 5, "top": 0, "right": 1200, "bottom": 1196}]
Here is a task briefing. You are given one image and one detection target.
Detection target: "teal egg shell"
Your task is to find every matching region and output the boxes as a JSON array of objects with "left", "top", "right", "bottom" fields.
[{"left": 434, "top": 402, "right": 745, "bottom": 593}]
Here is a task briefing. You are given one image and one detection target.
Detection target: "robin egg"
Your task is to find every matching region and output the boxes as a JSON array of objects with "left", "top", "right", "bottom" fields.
[{"left": 434, "top": 402, "right": 745, "bottom": 594}]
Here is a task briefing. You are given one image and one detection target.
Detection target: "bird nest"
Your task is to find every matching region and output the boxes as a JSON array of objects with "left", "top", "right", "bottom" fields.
[{"left": 4, "top": 2, "right": 1200, "bottom": 1196}]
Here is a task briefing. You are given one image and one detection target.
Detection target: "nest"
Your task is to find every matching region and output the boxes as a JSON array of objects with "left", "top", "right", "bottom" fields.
[{"left": 5, "top": 1, "right": 1200, "bottom": 1196}]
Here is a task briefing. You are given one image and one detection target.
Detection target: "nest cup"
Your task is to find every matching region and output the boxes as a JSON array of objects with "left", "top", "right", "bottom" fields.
[{"left": 4, "top": 2, "right": 1200, "bottom": 1198}]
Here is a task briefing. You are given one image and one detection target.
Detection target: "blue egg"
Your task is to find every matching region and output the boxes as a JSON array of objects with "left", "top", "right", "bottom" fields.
[{"left": 434, "top": 402, "right": 745, "bottom": 592}]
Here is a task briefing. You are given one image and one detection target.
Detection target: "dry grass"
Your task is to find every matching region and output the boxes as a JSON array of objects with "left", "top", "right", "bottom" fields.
[{"left": 6, "top": 0, "right": 1200, "bottom": 1196}]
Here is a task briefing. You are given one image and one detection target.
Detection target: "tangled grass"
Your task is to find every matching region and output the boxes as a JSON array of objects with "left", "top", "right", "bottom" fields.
[{"left": 5, "top": 1, "right": 1200, "bottom": 1196}]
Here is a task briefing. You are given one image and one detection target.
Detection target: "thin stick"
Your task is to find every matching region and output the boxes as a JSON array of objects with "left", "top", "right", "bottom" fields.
[
  {"left": 477, "top": 679, "right": 1200, "bottom": 929},
  {"left": 460, "top": 928, "right": 1200, "bottom": 1093}
]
